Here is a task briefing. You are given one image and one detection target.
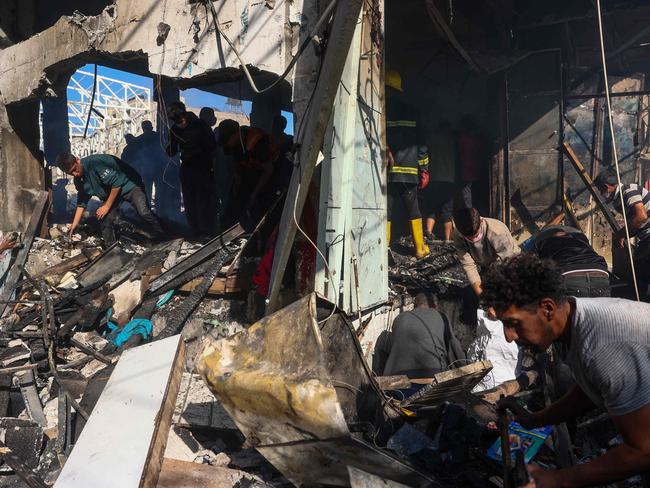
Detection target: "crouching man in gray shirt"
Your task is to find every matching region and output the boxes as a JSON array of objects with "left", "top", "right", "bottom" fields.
[{"left": 483, "top": 253, "right": 650, "bottom": 487}]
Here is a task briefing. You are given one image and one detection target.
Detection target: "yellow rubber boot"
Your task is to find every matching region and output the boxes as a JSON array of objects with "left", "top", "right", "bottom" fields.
[
  {"left": 387, "top": 221, "right": 391, "bottom": 246},
  {"left": 410, "top": 218, "right": 430, "bottom": 259}
]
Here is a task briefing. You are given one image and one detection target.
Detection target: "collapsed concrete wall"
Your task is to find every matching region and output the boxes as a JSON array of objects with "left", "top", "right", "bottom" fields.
[{"left": 0, "top": 0, "right": 317, "bottom": 230}]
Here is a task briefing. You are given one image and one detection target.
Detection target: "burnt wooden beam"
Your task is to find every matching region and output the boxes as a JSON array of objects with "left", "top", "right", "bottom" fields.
[
  {"left": 0, "top": 192, "right": 50, "bottom": 318},
  {"left": 0, "top": 440, "right": 48, "bottom": 488},
  {"left": 147, "top": 224, "right": 244, "bottom": 295},
  {"left": 425, "top": 0, "right": 481, "bottom": 73},
  {"left": 562, "top": 142, "right": 621, "bottom": 233}
]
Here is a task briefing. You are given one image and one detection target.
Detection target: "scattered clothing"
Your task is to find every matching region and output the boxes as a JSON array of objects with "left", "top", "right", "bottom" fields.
[
  {"left": 467, "top": 309, "right": 520, "bottom": 392},
  {"left": 106, "top": 318, "right": 153, "bottom": 348}
]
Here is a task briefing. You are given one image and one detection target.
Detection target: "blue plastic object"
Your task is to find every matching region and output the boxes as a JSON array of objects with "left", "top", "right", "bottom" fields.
[{"left": 105, "top": 318, "right": 153, "bottom": 347}]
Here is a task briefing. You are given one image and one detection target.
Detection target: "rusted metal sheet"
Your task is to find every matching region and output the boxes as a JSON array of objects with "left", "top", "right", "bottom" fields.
[
  {"left": 197, "top": 294, "right": 350, "bottom": 445},
  {"left": 197, "top": 293, "right": 437, "bottom": 486}
]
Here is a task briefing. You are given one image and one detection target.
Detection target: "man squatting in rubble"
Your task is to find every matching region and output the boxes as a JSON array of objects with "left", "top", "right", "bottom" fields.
[
  {"left": 56, "top": 153, "right": 164, "bottom": 245},
  {"left": 373, "top": 292, "right": 466, "bottom": 395},
  {"left": 484, "top": 253, "right": 650, "bottom": 488},
  {"left": 595, "top": 168, "right": 650, "bottom": 299},
  {"left": 483, "top": 225, "right": 610, "bottom": 402}
]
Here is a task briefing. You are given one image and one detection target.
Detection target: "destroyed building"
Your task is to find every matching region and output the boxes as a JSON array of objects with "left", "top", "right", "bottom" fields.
[{"left": 0, "top": 0, "right": 649, "bottom": 486}]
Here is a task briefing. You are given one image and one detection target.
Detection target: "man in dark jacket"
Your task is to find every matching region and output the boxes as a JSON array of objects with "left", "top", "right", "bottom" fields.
[
  {"left": 56, "top": 152, "right": 164, "bottom": 245},
  {"left": 374, "top": 292, "right": 465, "bottom": 381},
  {"left": 217, "top": 119, "right": 282, "bottom": 227},
  {"left": 385, "top": 69, "right": 430, "bottom": 259},
  {"left": 167, "top": 101, "right": 218, "bottom": 238}
]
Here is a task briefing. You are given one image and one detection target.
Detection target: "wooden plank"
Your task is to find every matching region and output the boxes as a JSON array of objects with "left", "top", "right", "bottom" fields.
[
  {"left": 424, "top": 0, "right": 481, "bottom": 72},
  {"left": 375, "top": 375, "right": 412, "bottom": 391},
  {"left": 156, "top": 458, "right": 266, "bottom": 488},
  {"left": 55, "top": 335, "right": 186, "bottom": 488},
  {"left": 177, "top": 262, "right": 255, "bottom": 295},
  {"left": 562, "top": 142, "right": 621, "bottom": 232},
  {"left": 0, "top": 192, "right": 49, "bottom": 317}
]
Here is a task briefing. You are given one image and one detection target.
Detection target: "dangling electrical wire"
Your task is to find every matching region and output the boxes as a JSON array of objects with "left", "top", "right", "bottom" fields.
[
  {"left": 206, "top": 0, "right": 339, "bottom": 94},
  {"left": 595, "top": 0, "right": 640, "bottom": 301}
]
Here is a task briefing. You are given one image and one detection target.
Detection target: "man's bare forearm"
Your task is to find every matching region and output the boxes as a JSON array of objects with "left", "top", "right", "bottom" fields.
[
  {"left": 104, "top": 187, "right": 121, "bottom": 210},
  {"left": 70, "top": 207, "right": 85, "bottom": 232},
  {"left": 531, "top": 385, "right": 595, "bottom": 427}
]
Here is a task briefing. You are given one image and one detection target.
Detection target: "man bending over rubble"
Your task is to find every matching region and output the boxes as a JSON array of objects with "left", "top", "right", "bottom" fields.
[
  {"left": 374, "top": 292, "right": 465, "bottom": 391},
  {"left": 452, "top": 207, "right": 519, "bottom": 315},
  {"left": 483, "top": 253, "right": 650, "bottom": 487},
  {"left": 56, "top": 153, "right": 164, "bottom": 245}
]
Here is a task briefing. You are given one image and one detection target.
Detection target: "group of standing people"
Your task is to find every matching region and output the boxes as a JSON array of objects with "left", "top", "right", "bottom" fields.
[
  {"left": 166, "top": 102, "right": 293, "bottom": 238},
  {"left": 56, "top": 101, "right": 293, "bottom": 245},
  {"left": 385, "top": 69, "right": 487, "bottom": 257}
]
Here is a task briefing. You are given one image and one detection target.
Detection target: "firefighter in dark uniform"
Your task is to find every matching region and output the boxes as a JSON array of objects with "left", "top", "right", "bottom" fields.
[{"left": 386, "top": 69, "right": 430, "bottom": 259}]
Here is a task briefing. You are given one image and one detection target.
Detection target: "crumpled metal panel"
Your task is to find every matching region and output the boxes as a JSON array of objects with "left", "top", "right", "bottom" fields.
[{"left": 197, "top": 294, "right": 349, "bottom": 446}]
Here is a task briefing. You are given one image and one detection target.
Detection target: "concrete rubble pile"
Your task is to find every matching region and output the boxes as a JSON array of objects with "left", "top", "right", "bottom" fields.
[
  {"left": 0, "top": 207, "right": 632, "bottom": 488},
  {"left": 0, "top": 210, "right": 295, "bottom": 487}
]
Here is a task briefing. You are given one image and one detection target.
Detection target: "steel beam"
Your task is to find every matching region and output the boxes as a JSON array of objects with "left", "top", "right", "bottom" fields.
[{"left": 0, "top": 191, "right": 49, "bottom": 318}]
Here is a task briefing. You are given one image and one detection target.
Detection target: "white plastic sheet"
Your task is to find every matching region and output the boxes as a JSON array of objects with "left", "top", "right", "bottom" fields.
[{"left": 467, "top": 309, "right": 520, "bottom": 392}]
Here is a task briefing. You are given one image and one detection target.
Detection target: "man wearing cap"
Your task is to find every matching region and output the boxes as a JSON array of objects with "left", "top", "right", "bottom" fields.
[
  {"left": 166, "top": 101, "right": 218, "bottom": 238},
  {"left": 595, "top": 169, "right": 650, "bottom": 299},
  {"left": 385, "top": 69, "right": 430, "bottom": 259},
  {"left": 217, "top": 119, "right": 282, "bottom": 227}
]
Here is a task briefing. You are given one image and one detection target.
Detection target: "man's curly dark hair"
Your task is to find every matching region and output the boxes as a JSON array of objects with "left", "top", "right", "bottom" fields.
[{"left": 482, "top": 253, "right": 566, "bottom": 312}]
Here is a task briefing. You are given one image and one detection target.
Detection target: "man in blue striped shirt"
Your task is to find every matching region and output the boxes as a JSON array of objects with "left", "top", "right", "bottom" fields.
[
  {"left": 595, "top": 169, "right": 650, "bottom": 298},
  {"left": 484, "top": 253, "right": 650, "bottom": 487}
]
